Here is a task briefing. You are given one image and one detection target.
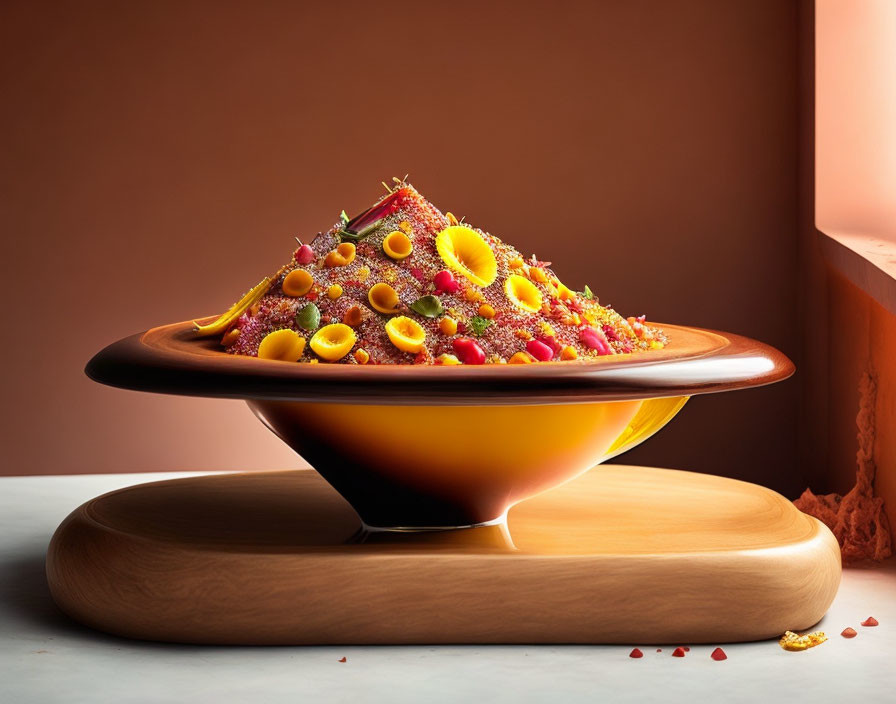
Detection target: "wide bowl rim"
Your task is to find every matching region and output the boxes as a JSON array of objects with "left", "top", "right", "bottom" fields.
[{"left": 84, "top": 318, "right": 794, "bottom": 405}]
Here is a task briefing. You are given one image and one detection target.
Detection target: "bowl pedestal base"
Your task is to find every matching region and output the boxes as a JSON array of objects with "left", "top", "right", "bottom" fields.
[{"left": 46, "top": 465, "right": 841, "bottom": 645}]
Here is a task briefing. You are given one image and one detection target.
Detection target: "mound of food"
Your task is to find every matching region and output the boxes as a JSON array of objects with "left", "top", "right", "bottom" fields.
[{"left": 194, "top": 179, "right": 667, "bottom": 365}]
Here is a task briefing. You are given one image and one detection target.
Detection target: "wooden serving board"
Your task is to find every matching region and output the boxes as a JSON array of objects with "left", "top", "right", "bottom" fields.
[{"left": 46, "top": 466, "right": 841, "bottom": 645}]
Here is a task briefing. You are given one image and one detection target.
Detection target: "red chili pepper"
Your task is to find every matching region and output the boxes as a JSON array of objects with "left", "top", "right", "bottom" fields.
[
  {"left": 526, "top": 339, "right": 554, "bottom": 361},
  {"left": 452, "top": 337, "right": 486, "bottom": 365},
  {"left": 629, "top": 648, "right": 643, "bottom": 658},
  {"left": 711, "top": 647, "right": 727, "bottom": 661}
]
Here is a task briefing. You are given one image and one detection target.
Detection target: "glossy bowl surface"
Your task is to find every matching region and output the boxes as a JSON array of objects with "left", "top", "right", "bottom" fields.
[{"left": 86, "top": 319, "right": 793, "bottom": 528}]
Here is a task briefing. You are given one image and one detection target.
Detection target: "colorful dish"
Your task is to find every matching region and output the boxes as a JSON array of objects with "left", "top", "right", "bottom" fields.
[
  {"left": 85, "top": 180, "right": 795, "bottom": 530},
  {"left": 194, "top": 179, "right": 666, "bottom": 365}
]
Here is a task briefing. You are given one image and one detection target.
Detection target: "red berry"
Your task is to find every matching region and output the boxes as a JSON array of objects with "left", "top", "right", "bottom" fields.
[
  {"left": 526, "top": 339, "right": 554, "bottom": 362},
  {"left": 294, "top": 244, "right": 314, "bottom": 264},
  {"left": 452, "top": 338, "right": 486, "bottom": 365},
  {"left": 433, "top": 269, "right": 459, "bottom": 294}
]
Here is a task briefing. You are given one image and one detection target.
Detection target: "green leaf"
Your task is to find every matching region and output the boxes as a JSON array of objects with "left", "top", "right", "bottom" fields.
[
  {"left": 296, "top": 303, "right": 321, "bottom": 331},
  {"left": 340, "top": 210, "right": 349, "bottom": 225},
  {"left": 469, "top": 315, "right": 492, "bottom": 336},
  {"left": 410, "top": 295, "right": 444, "bottom": 318},
  {"left": 583, "top": 285, "right": 594, "bottom": 300}
]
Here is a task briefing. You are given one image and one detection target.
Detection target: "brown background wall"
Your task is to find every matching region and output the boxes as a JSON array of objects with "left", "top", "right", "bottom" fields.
[{"left": 0, "top": 0, "right": 803, "bottom": 495}]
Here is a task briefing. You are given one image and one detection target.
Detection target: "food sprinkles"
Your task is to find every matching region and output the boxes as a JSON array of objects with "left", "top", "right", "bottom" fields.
[
  {"left": 841, "top": 627, "right": 858, "bottom": 638},
  {"left": 779, "top": 630, "right": 828, "bottom": 651},
  {"left": 861, "top": 616, "right": 879, "bottom": 627},
  {"left": 202, "top": 180, "right": 667, "bottom": 364},
  {"left": 629, "top": 648, "right": 644, "bottom": 658}
]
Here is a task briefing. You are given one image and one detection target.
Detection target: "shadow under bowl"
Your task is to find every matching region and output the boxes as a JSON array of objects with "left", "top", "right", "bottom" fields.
[{"left": 86, "top": 321, "right": 793, "bottom": 530}]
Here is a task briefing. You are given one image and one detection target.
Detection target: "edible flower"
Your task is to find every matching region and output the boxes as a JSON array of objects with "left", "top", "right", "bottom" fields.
[
  {"left": 435, "top": 226, "right": 497, "bottom": 286},
  {"left": 368, "top": 282, "right": 401, "bottom": 314},
  {"left": 257, "top": 329, "right": 306, "bottom": 362},
  {"left": 385, "top": 316, "right": 426, "bottom": 353},
  {"left": 309, "top": 323, "right": 356, "bottom": 361},
  {"left": 382, "top": 231, "right": 413, "bottom": 260},
  {"left": 504, "top": 275, "right": 542, "bottom": 313}
]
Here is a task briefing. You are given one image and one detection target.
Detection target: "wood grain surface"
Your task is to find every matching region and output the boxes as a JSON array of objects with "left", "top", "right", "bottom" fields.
[
  {"left": 84, "top": 320, "right": 794, "bottom": 404},
  {"left": 46, "top": 466, "right": 841, "bottom": 645}
]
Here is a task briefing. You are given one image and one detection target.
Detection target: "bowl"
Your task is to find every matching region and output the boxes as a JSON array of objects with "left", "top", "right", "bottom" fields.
[{"left": 86, "top": 320, "right": 793, "bottom": 530}]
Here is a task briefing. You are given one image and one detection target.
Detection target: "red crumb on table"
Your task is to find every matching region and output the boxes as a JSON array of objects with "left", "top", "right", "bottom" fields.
[
  {"left": 629, "top": 648, "right": 644, "bottom": 658},
  {"left": 861, "top": 617, "right": 879, "bottom": 627},
  {"left": 683, "top": 646, "right": 690, "bottom": 651},
  {"left": 711, "top": 647, "right": 727, "bottom": 661},
  {"left": 841, "top": 627, "right": 858, "bottom": 638},
  {"left": 672, "top": 647, "right": 686, "bottom": 657},
  {"left": 656, "top": 648, "right": 662, "bottom": 652},
  {"left": 338, "top": 657, "right": 347, "bottom": 663}
]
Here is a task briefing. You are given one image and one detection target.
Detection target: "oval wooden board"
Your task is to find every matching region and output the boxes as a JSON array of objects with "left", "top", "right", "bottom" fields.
[
  {"left": 47, "top": 465, "right": 840, "bottom": 645},
  {"left": 84, "top": 320, "right": 794, "bottom": 404}
]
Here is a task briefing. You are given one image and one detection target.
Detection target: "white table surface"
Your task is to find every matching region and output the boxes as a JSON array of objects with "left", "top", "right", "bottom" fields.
[{"left": 1, "top": 471, "right": 894, "bottom": 704}]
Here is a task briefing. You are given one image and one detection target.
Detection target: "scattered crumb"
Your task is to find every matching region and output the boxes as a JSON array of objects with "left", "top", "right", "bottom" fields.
[
  {"left": 711, "top": 647, "right": 727, "bottom": 661},
  {"left": 861, "top": 617, "right": 879, "bottom": 627},
  {"left": 672, "top": 647, "right": 686, "bottom": 657},
  {"left": 629, "top": 648, "right": 643, "bottom": 659},
  {"left": 779, "top": 630, "right": 828, "bottom": 651},
  {"left": 841, "top": 627, "right": 858, "bottom": 638},
  {"left": 338, "top": 657, "right": 347, "bottom": 663}
]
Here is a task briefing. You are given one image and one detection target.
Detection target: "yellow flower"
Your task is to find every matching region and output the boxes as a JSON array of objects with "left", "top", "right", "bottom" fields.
[
  {"left": 382, "top": 231, "right": 413, "bottom": 260},
  {"left": 368, "top": 282, "right": 401, "bottom": 314},
  {"left": 257, "top": 329, "right": 305, "bottom": 362},
  {"left": 309, "top": 324, "right": 356, "bottom": 361},
  {"left": 435, "top": 226, "right": 497, "bottom": 286},
  {"left": 504, "top": 274, "right": 543, "bottom": 313},
  {"left": 385, "top": 316, "right": 426, "bottom": 353}
]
